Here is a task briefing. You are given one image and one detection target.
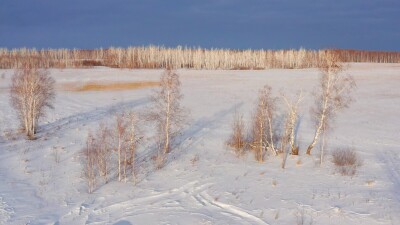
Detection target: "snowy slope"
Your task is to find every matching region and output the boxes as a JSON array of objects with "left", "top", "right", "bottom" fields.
[{"left": 0, "top": 64, "right": 399, "bottom": 225}]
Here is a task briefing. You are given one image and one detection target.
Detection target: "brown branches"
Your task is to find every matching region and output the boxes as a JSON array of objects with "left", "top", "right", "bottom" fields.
[{"left": 226, "top": 113, "right": 246, "bottom": 156}]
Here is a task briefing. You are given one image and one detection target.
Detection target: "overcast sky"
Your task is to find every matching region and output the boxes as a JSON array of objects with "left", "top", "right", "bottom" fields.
[{"left": 1, "top": 0, "right": 399, "bottom": 50}]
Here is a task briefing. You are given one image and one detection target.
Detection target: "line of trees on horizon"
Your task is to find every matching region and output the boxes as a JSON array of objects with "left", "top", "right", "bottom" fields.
[{"left": 1, "top": 46, "right": 399, "bottom": 70}]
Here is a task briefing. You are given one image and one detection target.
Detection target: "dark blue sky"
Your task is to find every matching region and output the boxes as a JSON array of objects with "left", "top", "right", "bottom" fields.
[{"left": 1, "top": 0, "right": 399, "bottom": 50}]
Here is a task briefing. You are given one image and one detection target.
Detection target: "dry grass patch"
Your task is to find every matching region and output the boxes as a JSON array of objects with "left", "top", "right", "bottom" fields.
[{"left": 63, "top": 81, "right": 160, "bottom": 92}]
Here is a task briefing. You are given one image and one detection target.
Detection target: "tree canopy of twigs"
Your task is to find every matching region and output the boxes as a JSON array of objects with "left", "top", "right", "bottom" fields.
[
  {"left": 306, "top": 51, "right": 356, "bottom": 155},
  {"left": 9, "top": 63, "right": 55, "bottom": 139},
  {"left": 249, "top": 85, "right": 278, "bottom": 162},
  {"left": 149, "top": 69, "right": 188, "bottom": 158}
]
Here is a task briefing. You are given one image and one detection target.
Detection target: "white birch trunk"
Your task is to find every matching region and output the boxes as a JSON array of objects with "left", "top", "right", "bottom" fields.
[{"left": 164, "top": 91, "right": 171, "bottom": 155}]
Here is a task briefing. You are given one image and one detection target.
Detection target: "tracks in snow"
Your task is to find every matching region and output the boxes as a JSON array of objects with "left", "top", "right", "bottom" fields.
[
  {"left": 195, "top": 191, "right": 269, "bottom": 225},
  {"left": 377, "top": 149, "right": 400, "bottom": 203},
  {"left": 40, "top": 97, "right": 149, "bottom": 136},
  {"left": 76, "top": 180, "right": 269, "bottom": 225}
]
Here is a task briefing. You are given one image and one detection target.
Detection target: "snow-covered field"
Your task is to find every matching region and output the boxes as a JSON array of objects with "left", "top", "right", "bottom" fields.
[{"left": 0, "top": 63, "right": 399, "bottom": 225}]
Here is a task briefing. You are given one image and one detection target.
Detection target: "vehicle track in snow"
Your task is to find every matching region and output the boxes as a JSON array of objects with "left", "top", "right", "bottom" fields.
[{"left": 78, "top": 180, "right": 269, "bottom": 225}]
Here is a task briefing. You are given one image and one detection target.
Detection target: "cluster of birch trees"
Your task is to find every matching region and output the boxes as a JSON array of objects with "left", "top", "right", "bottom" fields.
[
  {"left": 227, "top": 51, "right": 356, "bottom": 167},
  {"left": 82, "top": 70, "right": 188, "bottom": 193}
]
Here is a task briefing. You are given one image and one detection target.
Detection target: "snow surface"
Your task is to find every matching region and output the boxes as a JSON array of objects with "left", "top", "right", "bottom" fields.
[{"left": 0, "top": 63, "right": 399, "bottom": 225}]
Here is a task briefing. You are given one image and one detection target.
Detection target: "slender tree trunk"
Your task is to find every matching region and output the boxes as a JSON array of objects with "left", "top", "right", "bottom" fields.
[
  {"left": 123, "top": 147, "right": 127, "bottom": 182},
  {"left": 320, "top": 125, "right": 326, "bottom": 166},
  {"left": 23, "top": 101, "right": 29, "bottom": 135},
  {"left": 86, "top": 139, "right": 93, "bottom": 193},
  {"left": 164, "top": 91, "right": 171, "bottom": 154},
  {"left": 105, "top": 158, "right": 108, "bottom": 183},
  {"left": 267, "top": 115, "right": 277, "bottom": 155},
  {"left": 306, "top": 114, "right": 325, "bottom": 155},
  {"left": 290, "top": 122, "right": 295, "bottom": 152},
  {"left": 118, "top": 133, "right": 121, "bottom": 181},
  {"left": 259, "top": 114, "right": 264, "bottom": 162},
  {"left": 307, "top": 71, "right": 332, "bottom": 155},
  {"left": 32, "top": 100, "right": 37, "bottom": 137},
  {"left": 130, "top": 115, "right": 136, "bottom": 183}
]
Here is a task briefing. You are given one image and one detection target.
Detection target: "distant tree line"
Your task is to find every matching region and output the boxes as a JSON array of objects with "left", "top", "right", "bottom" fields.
[{"left": 0, "top": 47, "right": 399, "bottom": 70}]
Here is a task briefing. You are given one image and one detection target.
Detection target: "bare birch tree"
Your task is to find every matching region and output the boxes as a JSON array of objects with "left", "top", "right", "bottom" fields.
[
  {"left": 127, "top": 112, "right": 140, "bottom": 183},
  {"left": 281, "top": 92, "right": 303, "bottom": 168},
  {"left": 249, "top": 85, "right": 278, "bottom": 162},
  {"left": 306, "top": 51, "right": 356, "bottom": 156},
  {"left": 94, "top": 123, "right": 112, "bottom": 183},
  {"left": 149, "top": 69, "right": 188, "bottom": 163},
  {"left": 114, "top": 113, "right": 128, "bottom": 182},
  {"left": 10, "top": 63, "right": 55, "bottom": 139},
  {"left": 82, "top": 132, "right": 97, "bottom": 194}
]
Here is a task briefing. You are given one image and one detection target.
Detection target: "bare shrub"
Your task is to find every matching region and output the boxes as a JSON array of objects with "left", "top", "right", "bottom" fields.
[
  {"left": 148, "top": 69, "right": 188, "bottom": 161},
  {"left": 2, "top": 129, "right": 17, "bottom": 141},
  {"left": 306, "top": 51, "right": 356, "bottom": 158},
  {"left": 81, "top": 112, "right": 141, "bottom": 192},
  {"left": 332, "top": 147, "right": 361, "bottom": 176},
  {"left": 190, "top": 154, "right": 199, "bottom": 166},
  {"left": 152, "top": 153, "right": 166, "bottom": 170},
  {"left": 94, "top": 123, "right": 113, "bottom": 183},
  {"left": 249, "top": 85, "right": 278, "bottom": 162},
  {"left": 226, "top": 113, "right": 247, "bottom": 156},
  {"left": 81, "top": 126, "right": 113, "bottom": 193},
  {"left": 82, "top": 132, "right": 98, "bottom": 194},
  {"left": 9, "top": 63, "right": 55, "bottom": 139}
]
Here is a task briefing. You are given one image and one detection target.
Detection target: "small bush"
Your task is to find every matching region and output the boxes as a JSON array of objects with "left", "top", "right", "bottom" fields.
[
  {"left": 332, "top": 148, "right": 361, "bottom": 176},
  {"left": 226, "top": 113, "right": 247, "bottom": 156}
]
